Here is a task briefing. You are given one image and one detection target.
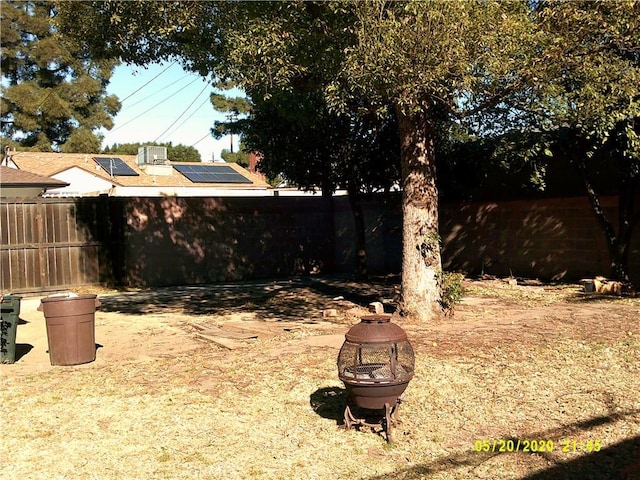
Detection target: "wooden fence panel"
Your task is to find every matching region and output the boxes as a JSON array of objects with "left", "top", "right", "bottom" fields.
[{"left": 0, "top": 199, "right": 102, "bottom": 293}]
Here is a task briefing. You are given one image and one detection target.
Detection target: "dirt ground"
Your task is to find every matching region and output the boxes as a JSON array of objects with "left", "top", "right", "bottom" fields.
[
  {"left": 5, "top": 276, "right": 640, "bottom": 373},
  {"left": 1, "top": 275, "right": 639, "bottom": 480}
]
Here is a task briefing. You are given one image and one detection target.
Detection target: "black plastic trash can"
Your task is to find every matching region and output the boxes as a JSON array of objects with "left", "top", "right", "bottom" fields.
[
  {"left": 0, "top": 295, "right": 22, "bottom": 364},
  {"left": 38, "top": 294, "right": 100, "bottom": 366}
]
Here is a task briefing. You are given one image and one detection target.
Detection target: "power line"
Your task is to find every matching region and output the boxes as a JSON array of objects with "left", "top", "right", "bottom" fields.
[
  {"left": 119, "top": 61, "right": 177, "bottom": 103},
  {"left": 124, "top": 74, "right": 193, "bottom": 110},
  {"left": 108, "top": 77, "right": 200, "bottom": 134},
  {"left": 191, "top": 132, "right": 212, "bottom": 147},
  {"left": 153, "top": 82, "right": 210, "bottom": 142},
  {"left": 34, "top": 88, "right": 53, "bottom": 112},
  {"left": 161, "top": 96, "right": 211, "bottom": 140}
]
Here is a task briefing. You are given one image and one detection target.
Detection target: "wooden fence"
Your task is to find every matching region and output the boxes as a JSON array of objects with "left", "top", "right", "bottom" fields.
[{"left": 0, "top": 198, "right": 102, "bottom": 292}]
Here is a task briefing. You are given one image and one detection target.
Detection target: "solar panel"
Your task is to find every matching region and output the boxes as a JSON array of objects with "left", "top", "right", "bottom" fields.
[
  {"left": 94, "top": 157, "right": 139, "bottom": 176},
  {"left": 173, "top": 164, "right": 253, "bottom": 184}
]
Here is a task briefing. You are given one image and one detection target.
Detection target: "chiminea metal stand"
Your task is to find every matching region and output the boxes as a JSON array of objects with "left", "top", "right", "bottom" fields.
[
  {"left": 337, "top": 314, "right": 415, "bottom": 443},
  {"left": 343, "top": 398, "right": 403, "bottom": 443}
]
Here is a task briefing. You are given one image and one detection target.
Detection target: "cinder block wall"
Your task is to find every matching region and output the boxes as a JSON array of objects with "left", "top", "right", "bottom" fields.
[
  {"left": 333, "top": 195, "right": 402, "bottom": 275},
  {"left": 117, "top": 196, "right": 336, "bottom": 287},
  {"left": 440, "top": 195, "right": 640, "bottom": 283},
  {"left": 334, "top": 193, "right": 640, "bottom": 283}
]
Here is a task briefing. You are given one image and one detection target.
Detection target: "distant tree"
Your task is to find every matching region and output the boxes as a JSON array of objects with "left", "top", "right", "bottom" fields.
[
  {"left": 103, "top": 142, "right": 201, "bottom": 162},
  {"left": 1, "top": 0, "right": 120, "bottom": 152},
  {"left": 220, "top": 141, "right": 250, "bottom": 168},
  {"left": 209, "top": 84, "right": 252, "bottom": 165},
  {"left": 61, "top": 127, "right": 102, "bottom": 154},
  {"left": 102, "top": 143, "right": 140, "bottom": 155},
  {"left": 169, "top": 144, "right": 201, "bottom": 163}
]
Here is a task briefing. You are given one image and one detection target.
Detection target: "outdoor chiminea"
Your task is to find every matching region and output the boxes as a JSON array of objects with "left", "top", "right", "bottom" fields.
[{"left": 337, "top": 314, "right": 415, "bottom": 442}]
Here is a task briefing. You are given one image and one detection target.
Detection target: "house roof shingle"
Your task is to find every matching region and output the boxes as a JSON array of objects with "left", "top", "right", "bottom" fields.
[
  {"left": 0, "top": 165, "right": 69, "bottom": 188},
  {"left": 6, "top": 152, "right": 270, "bottom": 189}
]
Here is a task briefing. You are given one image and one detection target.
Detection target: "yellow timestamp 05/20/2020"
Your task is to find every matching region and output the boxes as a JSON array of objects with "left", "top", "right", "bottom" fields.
[{"left": 474, "top": 439, "right": 602, "bottom": 453}]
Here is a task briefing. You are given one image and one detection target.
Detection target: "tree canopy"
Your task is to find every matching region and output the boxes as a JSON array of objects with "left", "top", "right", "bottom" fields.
[
  {"left": 541, "top": 1, "right": 639, "bottom": 283},
  {"left": 1, "top": 0, "right": 120, "bottom": 152},
  {"left": 463, "top": 1, "right": 640, "bottom": 282},
  {"left": 54, "top": 0, "right": 640, "bottom": 316},
  {"left": 54, "top": 0, "right": 539, "bottom": 322}
]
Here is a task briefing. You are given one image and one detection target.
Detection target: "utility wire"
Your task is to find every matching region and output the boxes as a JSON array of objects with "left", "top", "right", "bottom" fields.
[
  {"left": 125, "top": 74, "right": 192, "bottom": 110},
  {"left": 34, "top": 88, "right": 53, "bottom": 112},
  {"left": 109, "top": 77, "right": 200, "bottom": 134},
  {"left": 191, "top": 131, "right": 212, "bottom": 147},
  {"left": 153, "top": 82, "right": 210, "bottom": 142},
  {"left": 161, "top": 95, "right": 211, "bottom": 140},
  {"left": 119, "top": 61, "right": 177, "bottom": 103}
]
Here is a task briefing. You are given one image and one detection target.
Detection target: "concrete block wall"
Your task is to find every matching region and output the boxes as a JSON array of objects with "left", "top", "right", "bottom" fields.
[
  {"left": 117, "top": 196, "right": 336, "bottom": 287},
  {"left": 440, "top": 195, "right": 640, "bottom": 282},
  {"left": 333, "top": 195, "right": 402, "bottom": 275}
]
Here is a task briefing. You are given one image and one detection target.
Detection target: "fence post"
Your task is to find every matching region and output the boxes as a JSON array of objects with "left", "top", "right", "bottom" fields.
[{"left": 36, "top": 201, "right": 47, "bottom": 289}]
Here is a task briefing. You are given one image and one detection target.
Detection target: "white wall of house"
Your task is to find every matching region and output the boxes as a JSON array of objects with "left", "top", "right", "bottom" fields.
[
  {"left": 111, "top": 186, "right": 273, "bottom": 197},
  {"left": 46, "top": 167, "right": 115, "bottom": 196}
]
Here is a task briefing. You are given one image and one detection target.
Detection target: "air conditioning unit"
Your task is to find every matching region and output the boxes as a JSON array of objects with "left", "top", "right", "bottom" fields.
[{"left": 137, "top": 146, "right": 168, "bottom": 165}]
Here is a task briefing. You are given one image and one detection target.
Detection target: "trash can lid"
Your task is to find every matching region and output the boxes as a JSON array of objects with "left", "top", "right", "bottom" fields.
[
  {"left": 40, "top": 293, "right": 97, "bottom": 303},
  {"left": 1, "top": 294, "right": 22, "bottom": 302}
]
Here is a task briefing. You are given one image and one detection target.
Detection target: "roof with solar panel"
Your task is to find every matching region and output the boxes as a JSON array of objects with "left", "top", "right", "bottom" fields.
[{"left": 5, "top": 149, "right": 271, "bottom": 197}]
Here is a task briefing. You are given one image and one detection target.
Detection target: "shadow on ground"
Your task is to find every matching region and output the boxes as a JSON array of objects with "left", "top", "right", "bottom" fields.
[
  {"left": 362, "top": 412, "right": 640, "bottom": 480},
  {"left": 310, "top": 386, "right": 348, "bottom": 425},
  {"left": 14, "top": 344, "right": 33, "bottom": 361},
  {"left": 97, "top": 274, "right": 399, "bottom": 321}
]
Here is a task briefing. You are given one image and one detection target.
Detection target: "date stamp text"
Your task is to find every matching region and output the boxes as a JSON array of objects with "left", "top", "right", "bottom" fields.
[{"left": 474, "top": 439, "right": 602, "bottom": 453}]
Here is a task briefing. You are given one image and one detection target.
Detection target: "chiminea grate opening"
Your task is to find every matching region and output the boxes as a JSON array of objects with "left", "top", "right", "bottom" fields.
[{"left": 338, "top": 342, "right": 414, "bottom": 383}]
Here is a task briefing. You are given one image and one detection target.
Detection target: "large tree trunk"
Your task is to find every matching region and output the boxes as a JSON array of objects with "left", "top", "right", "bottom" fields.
[{"left": 395, "top": 105, "right": 442, "bottom": 322}]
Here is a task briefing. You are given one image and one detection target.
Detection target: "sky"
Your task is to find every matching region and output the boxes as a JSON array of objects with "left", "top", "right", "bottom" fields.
[{"left": 100, "top": 62, "right": 237, "bottom": 162}]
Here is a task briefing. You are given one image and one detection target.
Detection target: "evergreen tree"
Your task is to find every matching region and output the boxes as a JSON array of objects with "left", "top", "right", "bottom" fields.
[
  {"left": 220, "top": 142, "right": 250, "bottom": 168},
  {"left": 210, "top": 86, "right": 252, "bottom": 164},
  {"left": 0, "top": 0, "right": 119, "bottom": 152}
]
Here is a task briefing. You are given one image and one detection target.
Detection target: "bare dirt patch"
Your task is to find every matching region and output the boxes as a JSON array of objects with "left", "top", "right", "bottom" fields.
[{"left": 1, "top": 275, "right": 638, "bottom": 480}]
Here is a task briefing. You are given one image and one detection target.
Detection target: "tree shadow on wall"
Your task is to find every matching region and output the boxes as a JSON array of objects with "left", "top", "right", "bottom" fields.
[
  {"left": 74, "top": 195, "right": 340, "bottom": 288},
  {"left": 440, "top": 198, "right": 608, "bottom": 281}
]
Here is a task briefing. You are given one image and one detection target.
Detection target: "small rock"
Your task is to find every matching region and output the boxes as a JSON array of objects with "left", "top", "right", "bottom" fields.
[
  {"left": 368, "top": 301, "right": 384, "bottom": 314},
  {"left": 581, "top": 279, "right": 595, "bottom": 293},
  {"left": 345, "top": 307, "right": 369, "bottom": 319},
  {"left": 323, "top": 309, "right": 338, "bottom": 318}
]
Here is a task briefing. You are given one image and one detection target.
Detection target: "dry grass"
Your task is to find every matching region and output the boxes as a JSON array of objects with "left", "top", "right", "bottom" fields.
[{"left": 2, "top": 277, "right": 639, "bottom": 480}]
